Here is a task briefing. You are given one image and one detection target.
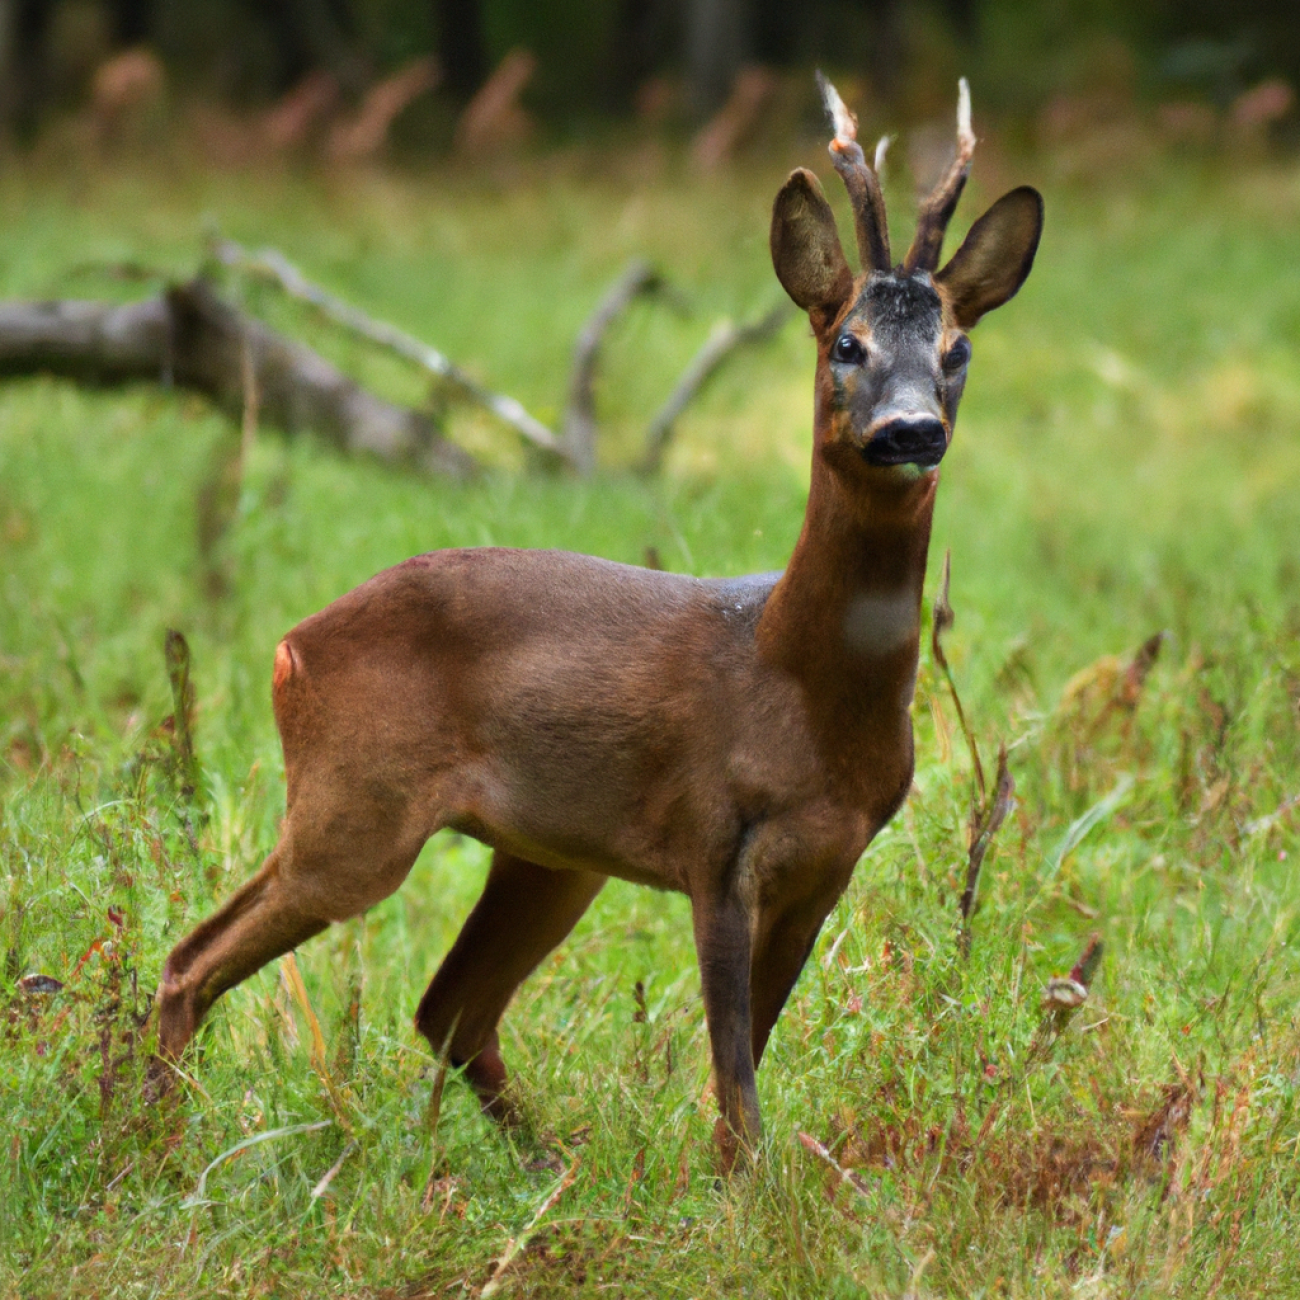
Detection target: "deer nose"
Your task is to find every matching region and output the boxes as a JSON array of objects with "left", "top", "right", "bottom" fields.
[{"left": 861, "top": 416, "right": 948, "bottom": 468}]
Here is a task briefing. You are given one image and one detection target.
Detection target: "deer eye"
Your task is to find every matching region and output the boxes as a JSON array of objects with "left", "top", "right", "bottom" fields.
[
  {"left": 942, "top": 337, "right": 971, "bottom": 372},
  {"left": 832, "top": 333, "right": 866, "bottom": 365}
]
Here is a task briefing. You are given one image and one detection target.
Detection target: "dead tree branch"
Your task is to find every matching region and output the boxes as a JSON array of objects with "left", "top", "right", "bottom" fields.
[
  {"left": 561, "top": 258, "right": 662, "bottom": 474},
  {"left": 1, "top": 252, "right": 795, "bottom": 478},
  {"left": 0, "top": 281, "right": 477, "bottom": 479},
  {"left": 212, "top": 238, "right": 565, "bottom": 465},
  {"left": 639, "top": 300, "right": 792, "bottom": 474}
]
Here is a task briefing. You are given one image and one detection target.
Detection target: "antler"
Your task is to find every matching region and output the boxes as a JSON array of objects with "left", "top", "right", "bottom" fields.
[
  {"left": 903, "top": 78, "right": 976, "bottom": 274},
  {"left": 817, "top": 72, "right": 891, "bottom": 273}
]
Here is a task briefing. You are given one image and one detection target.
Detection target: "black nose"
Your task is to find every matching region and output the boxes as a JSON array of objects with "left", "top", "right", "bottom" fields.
[{"left": 862, "top": 417, "right": 948, "bottom": 468}]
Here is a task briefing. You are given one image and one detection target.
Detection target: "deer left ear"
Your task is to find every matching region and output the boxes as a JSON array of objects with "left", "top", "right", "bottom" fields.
[
  {"left": 935, "top": 186, "right": 1043, "bottom": 329},
  {"left": 770, "top": 168, "right": 854, "bottom": 329}
]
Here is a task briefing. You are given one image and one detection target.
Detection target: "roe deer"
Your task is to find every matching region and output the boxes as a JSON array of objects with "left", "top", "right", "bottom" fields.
[{"left": 156, "top": 76, "right": 1042, "bottom": 1164}]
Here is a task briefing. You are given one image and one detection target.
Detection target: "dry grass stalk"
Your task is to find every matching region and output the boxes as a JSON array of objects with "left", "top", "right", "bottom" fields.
[
  {"left": 959, "top": 744, "right": 1015, "bottom": 955},
  {"left": 310, "top": 1140, "right": 356, "bottom": 1200},
  {"left": 931, "top": 552, "right": 1018, "bottom": 954},
  {"left": 162, "top": 630, "right": 198, "bottom": 798},
  {"left": 930, "top": 549, "right": 985, "bottom": 798},
  {"left": 479, "top": 1160, "right": 579, "bottom": 1297},
  {"left": 280, "top": 952, "right": 353, "bottom": 1131}
]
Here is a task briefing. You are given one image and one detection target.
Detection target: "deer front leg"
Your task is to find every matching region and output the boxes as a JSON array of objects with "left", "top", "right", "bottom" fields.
[
  {"left": 692, "top": 883, "right": 761, "bottom": 1170},
  {"left": 749, "top": 889, "right": 844, "bottom": 1068},
  {"left": 415, "top": 850, "right": 606, "bottom": 1125}
]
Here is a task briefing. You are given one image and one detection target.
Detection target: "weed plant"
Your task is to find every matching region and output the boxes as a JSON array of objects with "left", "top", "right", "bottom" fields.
[{"left": 1, "top": 148, "right": 1299, "bottom": 1297}]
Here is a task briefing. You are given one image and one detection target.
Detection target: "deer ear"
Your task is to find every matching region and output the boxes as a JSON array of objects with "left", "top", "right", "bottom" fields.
[
  {"left": 935, "top": 186, "right": 1043, "bottom": 329},
  {"left": 771, "top": 168, "right": 854, "bottom": 325}
]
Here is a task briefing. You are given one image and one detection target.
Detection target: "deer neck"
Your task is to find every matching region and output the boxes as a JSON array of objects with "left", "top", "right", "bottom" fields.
[{"left": 757, "top": 451, "right": 937, "bottom": 774}]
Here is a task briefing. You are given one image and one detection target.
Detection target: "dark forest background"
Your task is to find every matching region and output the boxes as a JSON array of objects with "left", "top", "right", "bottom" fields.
[{"left": 1, "top": 0, "right": 1297, "bottom": 158}]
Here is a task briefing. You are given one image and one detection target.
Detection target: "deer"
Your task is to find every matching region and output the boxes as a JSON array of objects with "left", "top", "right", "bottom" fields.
[{"left": 154, "top": 75, "right": 1043, "bottom": 1166}]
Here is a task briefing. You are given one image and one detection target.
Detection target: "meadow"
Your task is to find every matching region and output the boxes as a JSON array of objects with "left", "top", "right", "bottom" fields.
[{"left": 1, "top": 133, "right": 1299, "bottom": 1297}]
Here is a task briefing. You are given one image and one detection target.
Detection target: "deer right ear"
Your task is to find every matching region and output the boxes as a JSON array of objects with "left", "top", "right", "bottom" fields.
[
  {"left": 771, "top": 169, "right": 854, "bottom": 327},
  {"left": 934, "top": 186, "right": 1043, "bottom": 329}
]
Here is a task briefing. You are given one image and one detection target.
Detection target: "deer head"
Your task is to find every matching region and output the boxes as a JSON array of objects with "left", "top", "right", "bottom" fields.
[{"left": 771, "top": 77, "right": 1043, "bottom": 476}]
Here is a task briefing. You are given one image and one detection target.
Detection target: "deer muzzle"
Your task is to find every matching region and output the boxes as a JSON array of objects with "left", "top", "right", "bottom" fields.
[{"left": 861, "top": 415, "right": 948, "bottom": 469}]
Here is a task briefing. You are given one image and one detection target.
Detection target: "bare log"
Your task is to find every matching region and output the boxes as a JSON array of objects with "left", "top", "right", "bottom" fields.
[
  {"left": 0, "top": 282, "right": 478, "bottom": 480},
  {"left": 213, "top": 238, "right": 564, "bottom": 464},
  {"left": 0, "top": 296, "right": 171, "bottom": 382},
  {"left": 639, "top": 300, "right": 792, "bottom": 474},
  {"left": 561, "top": 259, "right": 661, "bottom": 475}
]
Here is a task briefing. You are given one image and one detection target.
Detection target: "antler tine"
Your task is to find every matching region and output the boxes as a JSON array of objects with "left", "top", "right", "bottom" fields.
[
  {"left": 904, "top": 77, "right": 976, "bottom": 274},
  {"left": 873, "top": 135, "right": 893, "bottom": 177},
  {"left": 816, "top": 72, "right": 891, "bottom": 273}
]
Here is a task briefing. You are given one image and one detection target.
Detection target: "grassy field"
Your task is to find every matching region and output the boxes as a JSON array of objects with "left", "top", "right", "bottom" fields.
[{"left": 1, "top": 139, "right": 1299, "bottom": 1298}]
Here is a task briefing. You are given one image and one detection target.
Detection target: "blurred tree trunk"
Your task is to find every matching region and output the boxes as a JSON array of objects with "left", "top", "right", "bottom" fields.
[
  {"left": 686, "top": 0, "right": 749, "bottom": 119},
  {"left": 252, "top": 0, "right": 365, "bottom": 96},
  {"left": 434, "top": 0, "right": 487, "bottom": 102},
  {"left": 606, "top": 0, "right": 678, "bottom": 112},
  {"left": 288, "top": 0, "right": 366, "bottom": 93},
  {"left": 111, "top": 0, "right": 155, "bottom": 46},
  {"left": 864, "top": 0, "right": 904, "bottom": 106},
  {"left": 2, "top": 0, "right": 51, "bottom": 143},
  {"left": 0, "top": 0, "right": 10, "bottom": 128},
  {"left": 944, "top": 0, "right": 976, "bottom": 42}
]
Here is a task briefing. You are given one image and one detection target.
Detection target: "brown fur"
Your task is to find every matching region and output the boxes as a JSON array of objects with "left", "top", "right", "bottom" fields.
[{"left": 155, "top": 83, "right": 1042, "bottom": 1167}]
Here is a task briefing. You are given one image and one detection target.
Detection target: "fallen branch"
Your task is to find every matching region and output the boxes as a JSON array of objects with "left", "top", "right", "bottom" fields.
[
  {"left": 639, "top": 300, "right": 792, "bottom": 474},
  {"left": 0, "top": 282, "right": 478, "bottom": 479},
  {"left": 213, "top": 237, "right": 564, "bottom": 463},
  {"left": 561, "top": 258, "right": 662, "bottom": 474},
  {"left": 797, "top": 1131, "right": 871, "bottom": 1203}
]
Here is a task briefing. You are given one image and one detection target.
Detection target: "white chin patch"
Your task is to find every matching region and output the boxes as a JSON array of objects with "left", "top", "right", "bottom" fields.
[{"left": 887, "top": 461, "right": 939, "bottom": 481}]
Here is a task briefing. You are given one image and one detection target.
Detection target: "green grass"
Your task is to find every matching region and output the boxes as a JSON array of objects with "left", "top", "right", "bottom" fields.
[{"left": 2, "top": 145, "right": 1299, "bottom": 1297}]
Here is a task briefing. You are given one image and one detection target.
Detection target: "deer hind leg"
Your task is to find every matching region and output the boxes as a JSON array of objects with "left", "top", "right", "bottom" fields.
[
  {"left": 415, "top": 849, "right": 606, "bottom": 1124},
  {"left": 157, "top": 798, "right": 428, "bottom": 1064},
  {"left": 156, "top": 847, "right": 330, "bottom": 1061}
]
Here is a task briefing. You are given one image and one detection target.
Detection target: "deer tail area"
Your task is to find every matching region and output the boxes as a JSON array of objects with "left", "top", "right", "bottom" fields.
[{"left": 272, "top": 639, "right": 298, "bottom": 691}]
